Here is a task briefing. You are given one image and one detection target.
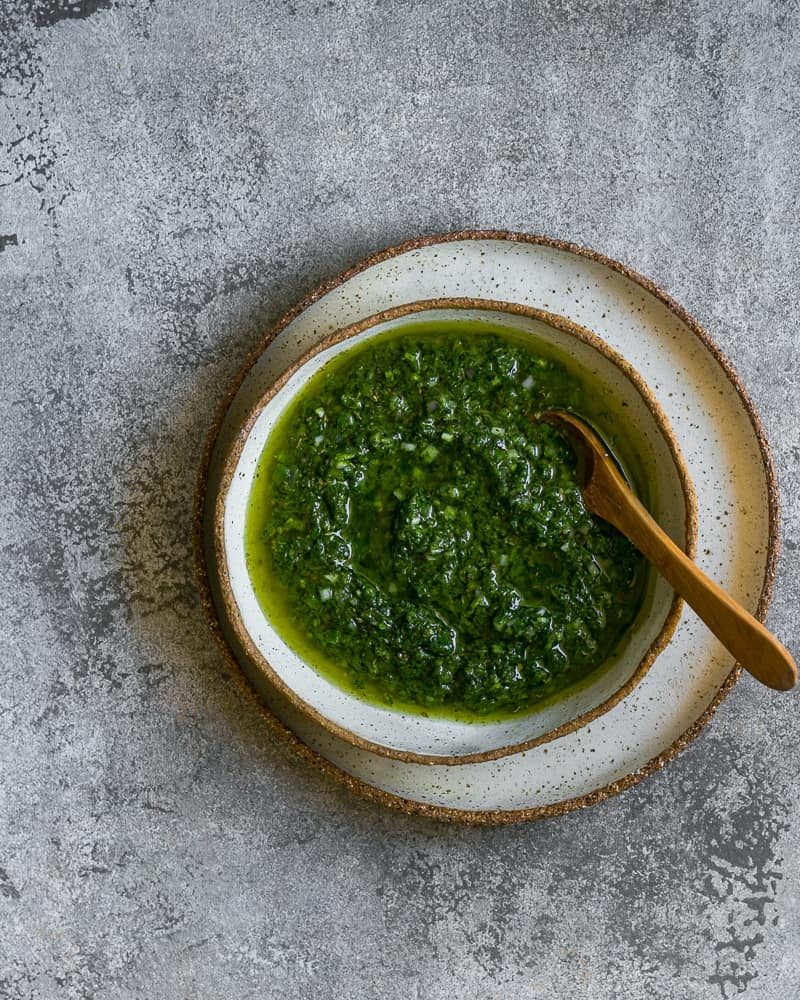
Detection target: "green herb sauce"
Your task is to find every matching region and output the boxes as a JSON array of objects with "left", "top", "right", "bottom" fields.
[{"left": 245, "top": 321, "right": 647, "bottom": 720}]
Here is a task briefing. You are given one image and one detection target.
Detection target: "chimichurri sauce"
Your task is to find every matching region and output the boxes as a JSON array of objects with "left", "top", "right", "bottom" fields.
[{"left": 245, "top": 322, "right": 646, "bottom": 720}]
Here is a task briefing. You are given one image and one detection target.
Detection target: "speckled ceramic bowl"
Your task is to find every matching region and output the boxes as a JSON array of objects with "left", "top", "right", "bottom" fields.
[{"left": 215, "top": 299, "right": 696, "bottom": 764}]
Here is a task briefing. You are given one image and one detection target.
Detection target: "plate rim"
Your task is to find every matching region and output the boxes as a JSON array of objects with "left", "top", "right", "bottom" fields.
[{"left": 193, "top": 229, "right": 780, "bottom": 825}]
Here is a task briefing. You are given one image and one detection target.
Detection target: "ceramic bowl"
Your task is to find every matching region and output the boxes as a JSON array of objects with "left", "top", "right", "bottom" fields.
[{"left": 215, "top": 298, "right": 696, "bottom": 764}]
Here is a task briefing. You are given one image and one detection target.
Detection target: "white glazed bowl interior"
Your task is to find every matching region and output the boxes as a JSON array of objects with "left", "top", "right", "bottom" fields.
[{"left": 221, "top": 305, "right": 690, "bottom": 761}]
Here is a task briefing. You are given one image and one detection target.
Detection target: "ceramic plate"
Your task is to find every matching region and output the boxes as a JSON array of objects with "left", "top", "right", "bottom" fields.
[{"left": 196, "top": 231, "right": 778, "bottom": 824}]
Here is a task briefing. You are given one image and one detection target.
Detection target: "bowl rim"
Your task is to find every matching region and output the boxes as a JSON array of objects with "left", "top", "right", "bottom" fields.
[{"left": 213, "top": 296, "right": 698, "bottom": 765}]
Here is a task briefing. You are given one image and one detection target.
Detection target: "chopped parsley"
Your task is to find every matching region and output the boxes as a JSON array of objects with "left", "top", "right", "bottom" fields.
[{"left": 244, "top": 322, "right": 645, "bottom": 719}]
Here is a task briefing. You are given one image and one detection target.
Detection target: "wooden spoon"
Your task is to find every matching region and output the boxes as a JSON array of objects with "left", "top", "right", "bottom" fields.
[{"left": 543, "top": 409, "right": 797, "bottom": 691}]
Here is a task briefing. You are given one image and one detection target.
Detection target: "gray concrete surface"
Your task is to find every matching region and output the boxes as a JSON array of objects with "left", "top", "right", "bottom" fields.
[{"left": 2, "top": 1, "right": 799, "bottom": 997}]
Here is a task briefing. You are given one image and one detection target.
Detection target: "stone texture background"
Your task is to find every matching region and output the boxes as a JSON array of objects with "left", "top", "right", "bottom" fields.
[{"left": 1, "top": 1, "right": 799, "bottom": 997}]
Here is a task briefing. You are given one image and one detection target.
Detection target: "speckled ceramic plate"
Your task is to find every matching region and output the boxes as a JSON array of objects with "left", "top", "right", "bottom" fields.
[{"left": 196, "top": 231, "right": 778, "bottom": 824}]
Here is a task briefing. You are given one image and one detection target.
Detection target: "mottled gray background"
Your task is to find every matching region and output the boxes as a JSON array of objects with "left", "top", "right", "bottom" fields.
[{"left": 1, "top": 1, "right": 799, "bottom": 997}]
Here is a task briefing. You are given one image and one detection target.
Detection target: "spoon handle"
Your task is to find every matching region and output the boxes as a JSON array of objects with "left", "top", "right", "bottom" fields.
[{"left": 600, "top": 486, "right": 797, "bottom": 691}]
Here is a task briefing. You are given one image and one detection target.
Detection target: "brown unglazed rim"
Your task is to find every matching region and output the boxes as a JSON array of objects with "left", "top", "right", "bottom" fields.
[
  {"left": 193, "top": 229, "right": 780, "bottom": 824},
  {"left": 213, "top": 297, "right": 698, "bottom": 766}
]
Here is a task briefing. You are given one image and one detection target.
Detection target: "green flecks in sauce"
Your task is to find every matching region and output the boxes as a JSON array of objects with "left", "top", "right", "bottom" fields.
[{"left": 244, "top": 322, "right": 647, "bottom": 720}]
